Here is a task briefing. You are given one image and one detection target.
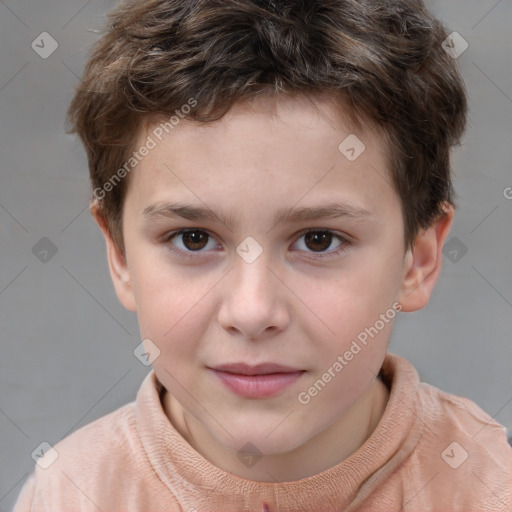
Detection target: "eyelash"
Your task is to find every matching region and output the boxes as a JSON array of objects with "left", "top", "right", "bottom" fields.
[{"left": 162, "top": 228, "right": 353, "bottom": 261}]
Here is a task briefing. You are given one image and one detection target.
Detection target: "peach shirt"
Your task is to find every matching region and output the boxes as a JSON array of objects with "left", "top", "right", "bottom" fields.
[{"left": 13, "top": 352, "right": 512, "bottom": 511}]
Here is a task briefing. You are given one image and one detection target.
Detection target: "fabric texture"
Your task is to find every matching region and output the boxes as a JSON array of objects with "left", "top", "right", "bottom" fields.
[{"left": 13, "top": 352, "right": 512, "bottom": 511}]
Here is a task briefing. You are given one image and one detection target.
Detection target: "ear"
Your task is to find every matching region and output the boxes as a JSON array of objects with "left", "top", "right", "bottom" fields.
[
  {"left": 397, "top": 202, "right": 454, "bottom": 312},
  {"left": 90, "top": 200, "right": 137, "bottom": 312}
]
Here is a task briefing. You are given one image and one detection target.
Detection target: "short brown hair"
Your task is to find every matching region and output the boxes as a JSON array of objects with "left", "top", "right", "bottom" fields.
[{"left": 67, "top": 0, "right": 468, "bottom": 254}]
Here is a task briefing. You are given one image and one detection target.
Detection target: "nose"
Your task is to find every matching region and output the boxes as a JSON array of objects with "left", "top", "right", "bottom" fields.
[{"left": 217, "top": 253, "right": 290, "bottom": 340}]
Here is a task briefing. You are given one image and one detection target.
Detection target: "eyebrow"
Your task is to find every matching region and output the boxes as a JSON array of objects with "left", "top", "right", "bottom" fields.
[{"left": 142, "top": 201, "right": 373, "bottom": 229}]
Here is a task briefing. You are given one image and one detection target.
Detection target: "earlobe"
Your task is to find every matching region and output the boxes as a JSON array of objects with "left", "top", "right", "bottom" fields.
[
  {"left": 397, "top": 203, "right": 455, "bottom": 312},
  {"left": 90, "top": 201, "right": 137, "bottom": 312}
]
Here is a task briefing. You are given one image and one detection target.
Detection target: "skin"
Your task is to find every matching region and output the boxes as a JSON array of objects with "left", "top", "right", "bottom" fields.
[{"left": 92, "top": 93, "right": 454, "bottom": 482}]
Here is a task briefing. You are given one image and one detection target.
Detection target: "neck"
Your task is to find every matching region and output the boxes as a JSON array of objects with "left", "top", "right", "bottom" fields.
[{"left": 164, "top": 375, "right": 390, "bottom": 482}]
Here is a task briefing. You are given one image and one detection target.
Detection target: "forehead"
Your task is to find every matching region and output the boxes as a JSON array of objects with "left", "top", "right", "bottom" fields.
[{"left": 125, "top": 94, "right": 399, "bottom": 228}]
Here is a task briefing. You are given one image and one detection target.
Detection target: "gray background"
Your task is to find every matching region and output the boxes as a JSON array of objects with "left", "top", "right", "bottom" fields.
[{"left": 0, "top": 0, "right": 511, "bottom": 510}]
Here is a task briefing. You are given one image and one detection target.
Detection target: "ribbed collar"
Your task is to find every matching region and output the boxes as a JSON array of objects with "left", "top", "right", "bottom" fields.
[{"left": 135, "top": 352, "right": 424, "bottom": 511}]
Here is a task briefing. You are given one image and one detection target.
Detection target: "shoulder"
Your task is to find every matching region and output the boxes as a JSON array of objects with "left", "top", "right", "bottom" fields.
[
  {"left": 13, "top": 400, "right": 173, "bottom": 510},
  {"left": 49, "top": 400, "right": 139, "bottom": 468},
  {"left": 34, "top": 401, "right": 146, "bottom": 482},
  {"left": 405, "top": 382, "right": 512, "bottom": 509},
  {"left": 12, "top": 402, "right": 131, "bottom": 510},
  {"left": 418, "top": 381, "right": 509, "bottom": 446}
]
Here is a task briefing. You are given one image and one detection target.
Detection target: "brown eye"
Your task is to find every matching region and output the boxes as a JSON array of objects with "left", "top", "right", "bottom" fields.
[
  {"left": 303, "top": 231, "right": 333, "bottom": 252},
  {"left": 166, "top": 229, "right": 216, "bottom": 254},
  {"left": 292, "top": 229, "right": 351, "bottom": 259},
  {"left": 180, "top": 230, "right": 209, "bottom": 250}
]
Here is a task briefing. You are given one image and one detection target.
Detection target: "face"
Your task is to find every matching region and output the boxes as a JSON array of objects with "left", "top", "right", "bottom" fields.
[{"left": 102, "top": 93, "right": 447, "bottom": 470}]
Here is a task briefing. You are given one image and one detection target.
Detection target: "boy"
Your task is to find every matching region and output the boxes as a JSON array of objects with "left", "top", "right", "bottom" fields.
[{"left": 13, "top": 0, "right": 512, "bottom": 510}]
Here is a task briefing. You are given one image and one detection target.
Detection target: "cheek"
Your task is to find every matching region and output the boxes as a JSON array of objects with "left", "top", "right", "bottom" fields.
[
  {"left": 293, "top": 256, "right": 398, "bottom": 368},
  {"left": 128, "top": 249, "right": 211, "bottom": 349},
  {"left": 299, "top": 265, "right": 390, "bottom": 331}
]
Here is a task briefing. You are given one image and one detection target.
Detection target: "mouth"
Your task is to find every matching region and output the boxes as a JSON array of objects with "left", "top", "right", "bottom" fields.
[
  {"left": 211, "top": 362, "right": 303, "bottom": 375},
  {"left": 208, "top": 362, "right": 306, "bottom": 398}
]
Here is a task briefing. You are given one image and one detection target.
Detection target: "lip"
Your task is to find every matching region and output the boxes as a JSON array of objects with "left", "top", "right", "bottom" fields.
[
  {"left": 211, "top": 362, "right": 302, "bottom": 375},
  {"left": 209, "top": 363, "right": 305, "bottom": 398}
]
